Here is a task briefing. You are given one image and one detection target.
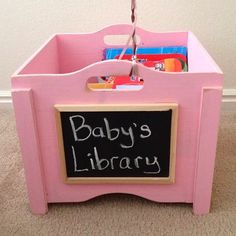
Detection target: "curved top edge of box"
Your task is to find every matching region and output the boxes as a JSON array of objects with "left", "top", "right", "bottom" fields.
[
  {"left": 11, "top": 60, "right": 224, "bottom": 79},
  {"left": 11, "top": 25, "right": 223, "bottom": 78},
  {"left": 48, "top": 24, "right": 192, "bottom": 36}
]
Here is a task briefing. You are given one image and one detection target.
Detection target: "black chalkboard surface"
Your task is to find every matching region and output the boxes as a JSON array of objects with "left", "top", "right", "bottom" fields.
[{"left": 55, "top": 104, "right": 178, "bottom": 184}]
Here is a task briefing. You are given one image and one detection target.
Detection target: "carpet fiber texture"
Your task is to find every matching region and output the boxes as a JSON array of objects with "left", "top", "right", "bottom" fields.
[{"left": 0, "top": 106, "right": 235, "bottom": 236}]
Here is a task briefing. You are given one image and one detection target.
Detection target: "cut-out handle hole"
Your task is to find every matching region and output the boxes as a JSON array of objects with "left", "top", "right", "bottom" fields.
[
  {"left": 104, "top": 34, "right": 140, "bottom": 46},
  {"left": 87, "top": 76, "right": 144, "bottom": 91}
]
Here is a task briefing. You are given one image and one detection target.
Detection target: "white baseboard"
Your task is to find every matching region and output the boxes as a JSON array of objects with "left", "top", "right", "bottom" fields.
[
  {"left": 1, "top": 89, "right": 236, "bottom": 110},
  {"left": 0, "top": 90, "right": 12, "bottom": 104},
  {"left": 221, "top": 89, "right": 236, "bottom": 111}
]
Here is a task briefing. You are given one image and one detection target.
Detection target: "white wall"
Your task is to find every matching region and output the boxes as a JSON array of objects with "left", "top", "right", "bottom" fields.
[{"left": 0, "top": 0, "right": 236, "bottom": 91}]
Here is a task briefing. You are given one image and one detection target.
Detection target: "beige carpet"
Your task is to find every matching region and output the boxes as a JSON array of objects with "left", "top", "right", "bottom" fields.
[{"left": 0, "top": 105, "right": 235, "bottom": 236}]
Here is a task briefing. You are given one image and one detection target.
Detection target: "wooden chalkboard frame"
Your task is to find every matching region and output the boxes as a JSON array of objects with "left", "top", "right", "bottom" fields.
[{"left": 55, "top": 104, "right": 178, "bottom": 184}]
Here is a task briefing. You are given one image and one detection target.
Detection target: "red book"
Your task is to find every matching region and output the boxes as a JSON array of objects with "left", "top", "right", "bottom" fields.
[{"left": 115, "top": 53, "right": 187, "bottom": 63}]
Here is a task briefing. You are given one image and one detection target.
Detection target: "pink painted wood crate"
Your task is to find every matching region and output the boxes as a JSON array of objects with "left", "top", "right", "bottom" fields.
[{"left": 11, "top": 24, "right": 223, "bottom": 215}]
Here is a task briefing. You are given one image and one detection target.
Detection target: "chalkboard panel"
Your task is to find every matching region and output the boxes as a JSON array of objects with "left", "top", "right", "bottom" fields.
[{"left": 55, "top": 104, "right": 178, "bottom": 184}]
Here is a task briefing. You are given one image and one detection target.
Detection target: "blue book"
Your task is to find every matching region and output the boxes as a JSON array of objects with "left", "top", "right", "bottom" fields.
[{"left": 105, "top": 46, "right": 188, "bottom": 59}]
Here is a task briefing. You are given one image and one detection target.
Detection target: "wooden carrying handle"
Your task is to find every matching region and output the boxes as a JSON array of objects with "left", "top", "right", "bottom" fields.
[
  {"left": 95, "top": 24, "right": 189, "bottom": 50},
  {"left": 71, "top": 59, "right": 184, "bottom": 92},
  {"left": 97, "top": 24, "right": 138, "bottom": 36},
  {"left": 96, "top": 24, "right": 149, "bottom": 45}
]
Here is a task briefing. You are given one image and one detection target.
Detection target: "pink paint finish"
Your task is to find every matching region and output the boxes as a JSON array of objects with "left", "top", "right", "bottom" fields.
[
  {"left": 12, "top": 89, "right": 48, "bottom": 214},
  {"left": 193, "top": 88, "right": 222, "bottom": 215},
  {"left": 11, "top": 25, "right": 223, "bottom": 215}
]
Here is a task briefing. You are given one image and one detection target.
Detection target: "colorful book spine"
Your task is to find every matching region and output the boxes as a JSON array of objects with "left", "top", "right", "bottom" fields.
[{"left": 105, "top": 46, "right": 187, "bottom": 59}]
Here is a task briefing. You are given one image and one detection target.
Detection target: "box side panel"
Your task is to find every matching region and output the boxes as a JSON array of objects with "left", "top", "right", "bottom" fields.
[
  {"left": 57, "top": 34, "right": 104, "bottom": 74},
  {"left": 16, "top": 36, "right": 59, "bottom": 75},
  {"left": 11, "top": 61, "right": 223, "bottom": 205},
  {"left": 188, "top": 32, "right": 223, "bottom": 74},
  {"left": 14, "top": 25, "right": 188, "bottom": 76}
]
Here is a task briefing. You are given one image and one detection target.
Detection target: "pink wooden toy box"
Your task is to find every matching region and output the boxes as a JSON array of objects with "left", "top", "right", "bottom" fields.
[{"left": 11, "top": 25, "right": 223, "bottom": 215}]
